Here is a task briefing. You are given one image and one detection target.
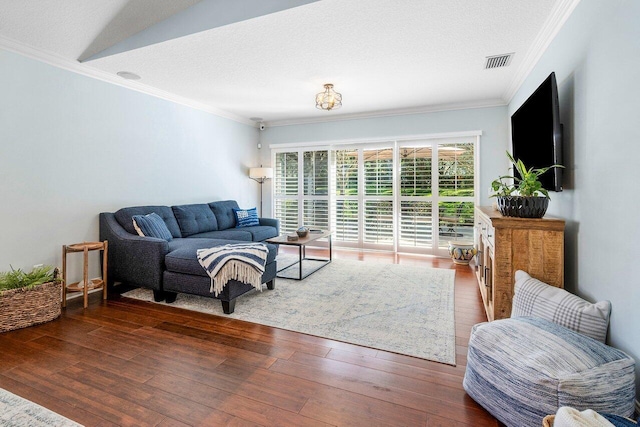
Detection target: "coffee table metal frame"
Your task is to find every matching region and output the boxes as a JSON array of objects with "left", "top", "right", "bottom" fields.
[{"left": 266, "top": 230, "right": 332, "bottom": 280}]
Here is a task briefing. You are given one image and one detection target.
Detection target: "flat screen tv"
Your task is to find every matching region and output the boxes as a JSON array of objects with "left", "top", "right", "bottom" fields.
[{"left": 511, "top": 72, "right": 563, "bottom": 192}]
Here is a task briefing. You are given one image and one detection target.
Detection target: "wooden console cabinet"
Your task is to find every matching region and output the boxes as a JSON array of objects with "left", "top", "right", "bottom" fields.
[{"left": 475, "top": 206, "right": 564, "bottom": 321}]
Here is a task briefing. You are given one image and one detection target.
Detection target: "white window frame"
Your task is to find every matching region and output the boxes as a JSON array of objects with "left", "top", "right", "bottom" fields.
[{"left": 271, "top": 131, "right": 481, "bottom": 256}]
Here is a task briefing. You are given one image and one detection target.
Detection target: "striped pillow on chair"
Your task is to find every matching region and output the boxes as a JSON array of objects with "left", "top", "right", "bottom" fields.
[{"left": 511, "top": 270, "right": 611, "bottom": 342}]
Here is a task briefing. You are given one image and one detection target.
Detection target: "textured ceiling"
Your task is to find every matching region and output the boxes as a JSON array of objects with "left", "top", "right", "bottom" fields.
[{"left": 0, "top": 0, "right": 569, "bottom": 125}]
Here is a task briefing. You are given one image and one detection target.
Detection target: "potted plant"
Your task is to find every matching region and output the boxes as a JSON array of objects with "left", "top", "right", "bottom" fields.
[
  {"left": 0, "top": 265, "right": 62, "bottom": 332},
  {"left": 490, "top": 151, "right": 564, "bottom": 218}
]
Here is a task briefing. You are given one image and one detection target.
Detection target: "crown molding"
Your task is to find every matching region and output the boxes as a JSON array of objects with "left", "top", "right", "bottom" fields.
[
  {"left": 264, "top": 99, "right": 506, "bottom": 128},
  {"left": 0, "top": 35, "right": 254, "bottom": 126},
  {"left": 502, "top": 0, "right": 582, "bottom": 103}
]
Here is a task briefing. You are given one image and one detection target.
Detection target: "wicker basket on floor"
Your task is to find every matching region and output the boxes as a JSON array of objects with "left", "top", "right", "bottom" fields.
[{"left": 0, "top": 281, "right": 62, "bottom": 332}]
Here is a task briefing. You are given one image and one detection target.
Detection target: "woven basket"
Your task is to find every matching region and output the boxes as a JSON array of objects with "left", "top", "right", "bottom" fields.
[
  {"left": 542, "top": 415, "right": 554, "bottom": 427},
  {"left": 0, "top": 281, "right": 62, "bottom": 333}
]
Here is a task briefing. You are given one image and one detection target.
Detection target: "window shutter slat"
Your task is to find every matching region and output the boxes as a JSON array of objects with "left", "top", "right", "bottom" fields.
[
  {"left": 364, "top": 148, "right": 393, "bottom": 196},
  {"left": 438, "top": 143, "right": 475, "bottom": 197},
  {"left": 333, "top": 200, "right": 359, "bottom": 242},
  {"left": 363, "top": 200, "right": 393, "bottom": 244},
  {"left": 400, "top": 147, "right": 432, "bottom": 196},
  {"left": 399, "top": 201, "right": 433, "bottom": 247}
]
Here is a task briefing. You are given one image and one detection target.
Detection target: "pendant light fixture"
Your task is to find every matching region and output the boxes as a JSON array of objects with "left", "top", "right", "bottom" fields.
[{"left": 315, "top": 83, "right": 342, "bottom": 111}]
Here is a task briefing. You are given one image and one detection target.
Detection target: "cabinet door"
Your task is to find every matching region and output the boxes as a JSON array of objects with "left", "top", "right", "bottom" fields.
[{"left": 485, "top": 243, "right": 494, "bottom": 319}]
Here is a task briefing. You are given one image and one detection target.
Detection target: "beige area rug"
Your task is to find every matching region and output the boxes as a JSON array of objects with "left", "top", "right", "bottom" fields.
[
  {"left": 123, "top": 258, "right": 457, "bottom": 365},
  {"left": 0, "top": 387, "right": 82, "bottom": 426}
]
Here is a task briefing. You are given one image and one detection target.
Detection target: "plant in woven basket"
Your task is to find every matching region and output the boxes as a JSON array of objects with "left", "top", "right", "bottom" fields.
[
  {"left": 490, "top": 151, "right": 564, "bottom": 218},
  {"left": 0, "top": 265, "right": 59, "bottom": 293},
  {"left": 0, "top": 265, "right": 62, "bottom": 333}
]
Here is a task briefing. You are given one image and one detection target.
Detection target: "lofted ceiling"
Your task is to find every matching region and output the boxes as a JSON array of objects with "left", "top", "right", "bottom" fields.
[{"left": 0, "top": 0, "right": 579, "bottom": 126}]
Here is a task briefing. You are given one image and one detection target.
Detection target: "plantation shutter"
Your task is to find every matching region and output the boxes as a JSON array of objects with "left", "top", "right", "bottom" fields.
[
  {"left": 332, "top": 150, "right": 359, "bottom": 243},
  {"left": 274, "top": 152, "right": 299, "bottom": 234},
  {"left": 438, "top": 143, "right": 475, "bottom": 197},
  {"left": 437, "top": 142, "right": 475, "bottom": 248},
  {"left": 398, "top": 146, "right": 434, "bottom": 247},
  {"left": 271, "top": 133, "right": 478, "bottom": 254},
  {"left": 363, "top": 148, "right": 393, "bottom": 246},
  {"left": 303, "top": 151, "right": 329, "bottom": 230}
]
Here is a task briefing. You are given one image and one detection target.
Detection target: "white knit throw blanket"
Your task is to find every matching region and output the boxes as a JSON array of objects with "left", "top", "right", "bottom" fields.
[
  {"left": 196, "top": 243, "right": 268, "bottom": 297},
  {"left": 554, "top": 407, "right": 615, "bottom": 427}
]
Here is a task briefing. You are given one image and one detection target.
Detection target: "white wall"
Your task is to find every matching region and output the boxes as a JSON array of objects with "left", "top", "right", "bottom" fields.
[
  {"left": 0, "top": 49, "right": 260, "bottom": 275},
  {"left": 508, "top": 0, "right": 640, "bottom": 396},
  {"left": 259, "top": 106, "right": 509, "bottom": 215}
]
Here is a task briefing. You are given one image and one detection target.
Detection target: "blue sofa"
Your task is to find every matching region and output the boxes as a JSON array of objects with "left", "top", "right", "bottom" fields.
[{"left": 99, "top": 200, "right": 279, "bottom": 314}]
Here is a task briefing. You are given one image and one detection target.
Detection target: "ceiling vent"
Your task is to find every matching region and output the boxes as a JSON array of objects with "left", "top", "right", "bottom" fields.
[{"left": 485, "top": 53, "right": 514, "bottom": 69}]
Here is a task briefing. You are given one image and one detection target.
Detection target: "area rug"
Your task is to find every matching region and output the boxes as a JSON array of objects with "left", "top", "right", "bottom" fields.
[
  {"left": 123, "top": 258, "right": 457, "bottom": 365},
  {"left": 0, "top": 387, "right": 82, "bottom": 426}
]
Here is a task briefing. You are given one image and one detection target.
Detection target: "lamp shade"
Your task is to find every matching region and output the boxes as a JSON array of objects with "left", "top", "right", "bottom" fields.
[{"left": 249, "top": 167, "right": 273, "bottom": 180}]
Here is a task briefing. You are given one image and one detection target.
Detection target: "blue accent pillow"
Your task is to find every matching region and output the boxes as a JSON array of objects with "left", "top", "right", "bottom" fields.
[
  {"left": 132, "top": 213, "right": 173, "bottom": 241},
  {"left": 233, "top": 207, "right": 259, "bottom": 228}
]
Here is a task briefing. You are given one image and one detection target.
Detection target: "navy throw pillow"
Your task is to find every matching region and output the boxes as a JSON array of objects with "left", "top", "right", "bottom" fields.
[
  {"left": 132, "top": 213, "right": 173, "bottom": 241},
  {"left": 233, "top": 207, "right": 259, "bottom": 228}
]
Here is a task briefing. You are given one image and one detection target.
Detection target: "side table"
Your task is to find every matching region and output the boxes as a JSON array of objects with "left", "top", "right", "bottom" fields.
[{"left": 62, "top": 241, "right": 108, "bottom": 308}]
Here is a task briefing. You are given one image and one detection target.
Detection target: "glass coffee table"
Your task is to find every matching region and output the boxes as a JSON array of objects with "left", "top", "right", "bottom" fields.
[{"left": 266, "top": 230, "right": 332, "bottom": 280}]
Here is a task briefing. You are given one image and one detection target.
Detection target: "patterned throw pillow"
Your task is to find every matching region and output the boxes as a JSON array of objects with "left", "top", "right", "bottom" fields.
[
  {"left": 233, "top": 207, "right": 259, "bottom": 228},
  {"left": 132, "top": 213, "right": 173, "bottom": 241},
  {"left": 511, "top": 270, "right": 611, "bottom": 342}
]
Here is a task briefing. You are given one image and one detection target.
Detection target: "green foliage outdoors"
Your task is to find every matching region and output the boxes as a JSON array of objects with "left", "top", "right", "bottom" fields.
[
  {"left": 491, "top": 151, "right": 564, "bottom": 199},
  {"left": 0, "top": 265, "right": 57, "bottom": 293}
]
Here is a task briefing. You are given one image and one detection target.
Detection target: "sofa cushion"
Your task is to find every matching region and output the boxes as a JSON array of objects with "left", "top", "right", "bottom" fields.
[
  {"left": 233, "top": 207, "right": 259, "bottom": 227},
  {"left": 189, "top": 230, "right": 253, "bottom": 241},
  {"left": 209, "top": 200, "right": 240, "bottom": 230},
  {"left": 511, "top": 270, "right": 611, "bottom": 342},
  {"left": 172, "top": 204, "right": 218, "bottom": 237},
  {"left": 132, "top": 213, "right": 173, "bottom": 241},
  {"left": 165, "top": 239, "right": 277, "bottom": 276},
  {"left": 115, "top": 206, "right": 182, "bottom": 238},
  {"left": 239, "top": 225, "right": 278, "bottom": 241}
]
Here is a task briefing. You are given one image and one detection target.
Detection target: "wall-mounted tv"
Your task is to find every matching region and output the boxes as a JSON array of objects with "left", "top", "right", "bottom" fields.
[{"left": 511, "top": 72, "right": 563, "bottom": 192}]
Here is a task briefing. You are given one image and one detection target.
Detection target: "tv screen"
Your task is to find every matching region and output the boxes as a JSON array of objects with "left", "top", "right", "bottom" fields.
[{"left": 511, "top": 72, "right": 563, "bottom": 192}]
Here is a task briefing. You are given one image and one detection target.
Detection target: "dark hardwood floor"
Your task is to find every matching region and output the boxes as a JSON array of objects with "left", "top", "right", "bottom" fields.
[{"left": 0, "top": 248, "right": 497, "bottom": 427}]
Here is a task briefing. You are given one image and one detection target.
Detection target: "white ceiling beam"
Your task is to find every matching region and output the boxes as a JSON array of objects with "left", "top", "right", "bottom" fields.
[{"left": 80, "top": 0, "right": 321, "bottom": 62}]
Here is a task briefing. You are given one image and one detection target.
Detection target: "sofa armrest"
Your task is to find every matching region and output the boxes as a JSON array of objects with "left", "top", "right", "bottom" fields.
[
  {"left": 259, "top": 217, "right": 280, "bottom": 234},
  {"left": 99, "top": 213, "right": 168, "bottom": 290}
]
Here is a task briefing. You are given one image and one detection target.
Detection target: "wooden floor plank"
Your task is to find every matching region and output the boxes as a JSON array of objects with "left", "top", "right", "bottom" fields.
[
  {"left": 0, "top": 374, "right": 119, "bottom": 427},
  {"left": 0, "top": 248, "right": 496, "bottom": 426},
  {"left": 300, "top": 386, "right": 428, "bottom": 427},
  {"left": 268, "top": 355, "right": 495, "bottom": 426},
  {"left": 146, "top": 371, "right": 334, "bottom": 427}
]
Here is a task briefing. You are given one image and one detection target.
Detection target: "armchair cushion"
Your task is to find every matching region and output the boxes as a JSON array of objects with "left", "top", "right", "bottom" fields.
[{"left": 511, "top": 270, "right": 611, "bottom": 342}]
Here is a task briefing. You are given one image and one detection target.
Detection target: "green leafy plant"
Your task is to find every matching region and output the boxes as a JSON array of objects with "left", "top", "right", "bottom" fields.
[
  {"left": 491, "top": 151, "right": 564, "bottom": 199},
  {"left": 0, "top": 265, "right": 58, "bottom": 293}
]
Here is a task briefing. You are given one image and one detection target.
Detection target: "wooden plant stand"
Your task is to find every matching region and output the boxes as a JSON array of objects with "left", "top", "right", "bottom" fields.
[{"left": 62, "top": 241, "right": 108, "bottom": 308}]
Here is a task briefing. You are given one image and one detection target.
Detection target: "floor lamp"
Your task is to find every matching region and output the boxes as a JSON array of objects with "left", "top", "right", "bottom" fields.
[{"left": 249, "top": 167, "right": 273, "bottom": 216}]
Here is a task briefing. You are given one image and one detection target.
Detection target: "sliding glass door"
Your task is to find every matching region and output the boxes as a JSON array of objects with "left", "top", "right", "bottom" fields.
[{"left": 272, "top": 134, "right": 478, "bottom": 255}]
